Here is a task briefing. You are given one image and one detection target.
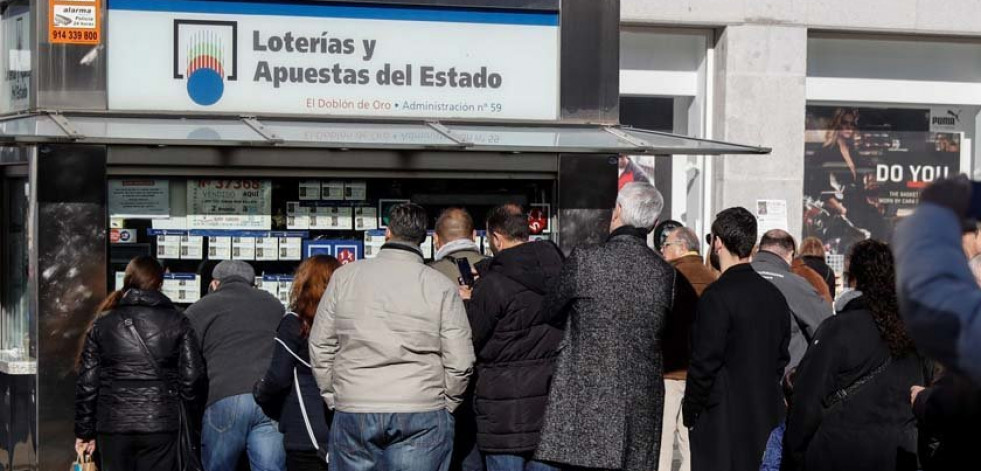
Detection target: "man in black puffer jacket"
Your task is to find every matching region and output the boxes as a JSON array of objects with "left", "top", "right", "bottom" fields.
[{"left": 463, "top": 204, "right": 564, "bottom": 471}]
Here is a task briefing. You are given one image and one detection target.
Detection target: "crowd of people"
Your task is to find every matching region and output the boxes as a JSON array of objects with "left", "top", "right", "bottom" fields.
[{"left": 72, "top": 178, "right": 981, "bottom": 471}]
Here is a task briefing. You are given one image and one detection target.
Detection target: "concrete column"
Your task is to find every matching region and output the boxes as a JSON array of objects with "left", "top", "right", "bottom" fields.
[{"left": 712, "top": 24, "right": 807, "bottom": 239}]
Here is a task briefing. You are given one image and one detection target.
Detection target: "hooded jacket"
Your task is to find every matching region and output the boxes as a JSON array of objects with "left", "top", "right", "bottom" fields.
[
  {"left": 465, "top": 240, "right": 565, "bottom": 453},
  {"left": 752, "top": 250, "right": 833, "bottom": 371}
]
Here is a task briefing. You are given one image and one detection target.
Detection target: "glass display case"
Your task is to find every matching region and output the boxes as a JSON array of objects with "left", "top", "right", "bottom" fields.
[{"left": 1, "top": 176, "right": 33, "bottom": 366}]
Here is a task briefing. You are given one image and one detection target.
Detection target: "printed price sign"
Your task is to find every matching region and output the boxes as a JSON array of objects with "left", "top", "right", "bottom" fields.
[{"left": 49, "top": 0, "right": 101, "bottom": 45}]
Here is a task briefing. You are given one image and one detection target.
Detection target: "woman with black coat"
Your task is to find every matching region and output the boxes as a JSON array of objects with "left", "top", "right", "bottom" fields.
[
  {"left": 782, "top": 240, "right": 926, "bottom": 471},
  {"left": 254, "top": 255, "right": 341, "bottom": 471},
  {"left": 74, "top": 256, "right": 205, "bottom": 471}
]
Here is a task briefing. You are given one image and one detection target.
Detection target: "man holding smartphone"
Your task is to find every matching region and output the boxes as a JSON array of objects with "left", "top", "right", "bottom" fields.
[{"left": 464, "top": 204, "right": 565, "bottom": 471}]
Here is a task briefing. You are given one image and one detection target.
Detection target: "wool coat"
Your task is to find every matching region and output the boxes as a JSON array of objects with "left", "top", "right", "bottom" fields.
[
  {"left": 683, "top": 264, "right": 791, "bottom": 471},
  {"left": 535, "top": 228, "right": 674, "bottom": 471}
]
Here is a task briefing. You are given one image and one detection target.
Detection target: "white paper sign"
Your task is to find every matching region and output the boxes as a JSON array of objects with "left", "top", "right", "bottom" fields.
[
  {"left": 208, "top": 236, "right": 232, "bottom": 260},
  {"left": 255, "top": 236, "right": 279, "bottom": 261},
  {"left": 109, "top": 179, "right": 170, "bottom": 218},
  {"left": 156, "top": 235, "right": 181, "bottom": 259},
  {"left": 345, "top": 181, "right": 367, "bottom": 201},
  {"left": 162, "top": 274, "right": 202, "bottom": 304},
  {"left": 299, "top": 180, "right": 321, "bottom": 200},
  {"left": 188, "top": 179, "right": 271, "bottom": 230},
  {"left": 279, "top": 237, "right": 302, "bottom": 260},
  {"left": 354, "top": 206, "right": 378, "bottom": 230},
  {"left": 364, "top": 230, "right": 386, "bottom": 259},
  {"left": 232, "top": 236, "right": 256, "bottom": 260},
  {"left": 756, "top": 199, "right": 789, "bottom": 236},
  {"left": 311, "top": 206, "right": 353, "bottom": 230},
  {"left": 180, "top": 235, "right": 204, "bottom": 259},
  {"left": 322, "top": 181, "right": 345, "bottom": 201},
  {"left": 107, "top": 0, "right": 559, "bottom": 120},
  {"left": 257, "top": 276, "right": 279, "bottom": 298}
]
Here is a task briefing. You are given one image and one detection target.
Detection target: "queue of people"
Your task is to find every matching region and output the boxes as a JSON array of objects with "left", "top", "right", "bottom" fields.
[{"left": 73, "top": 177, "right": 981, "bottom": 471}]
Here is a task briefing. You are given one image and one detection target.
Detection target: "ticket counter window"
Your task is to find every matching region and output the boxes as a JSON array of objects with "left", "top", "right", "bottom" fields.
[
  {"left": 107, "top": 176, "right": 555, "bottom": 306},
  {"left": 1, "top": 177, "right": 31, "bottom": 361}
]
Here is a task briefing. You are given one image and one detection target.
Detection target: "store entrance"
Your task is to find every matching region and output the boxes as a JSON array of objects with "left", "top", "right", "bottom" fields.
[{"left": 108, "top": 174, "right": 556, "bottom": 307}]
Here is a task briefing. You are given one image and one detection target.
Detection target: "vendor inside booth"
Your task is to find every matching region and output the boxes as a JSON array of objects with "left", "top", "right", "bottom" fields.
[{"left": 0, "top": 0, "right": 767, "bottom": 469}]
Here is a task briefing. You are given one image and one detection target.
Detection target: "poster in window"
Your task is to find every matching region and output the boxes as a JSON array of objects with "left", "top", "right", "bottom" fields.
[
  {"left": 188, "top": 179, "right": 272, "bottom": 230},
  {"left": 803, "top": 106, "right": 960, "bottom": 257}
]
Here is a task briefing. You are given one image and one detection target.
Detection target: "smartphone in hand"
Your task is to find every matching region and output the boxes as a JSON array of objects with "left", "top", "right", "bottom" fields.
[{"left": 457, "top": 258, "right": 476, "bottom": 287}]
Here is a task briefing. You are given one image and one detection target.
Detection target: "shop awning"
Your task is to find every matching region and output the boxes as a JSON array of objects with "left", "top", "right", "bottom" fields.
[{"left": 0, "top": 113, "right": 769, "bottom": 155}]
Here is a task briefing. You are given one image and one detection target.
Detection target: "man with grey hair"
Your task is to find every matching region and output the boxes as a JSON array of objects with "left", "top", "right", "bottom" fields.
[
  {"left": 751, "top": 228, "right": 832, "bottom": 372},
  {"left": 536, "top": 182, "right": 676, "bottom": 471},
  {"left": 310, "top": 203, "right": 475, "bottom": 471},
  {"left": 659, "top": 226, "right": 718, "bottom": 471},
  {"left": 185, "top": 260, "right": 287, "bottom": 471}
]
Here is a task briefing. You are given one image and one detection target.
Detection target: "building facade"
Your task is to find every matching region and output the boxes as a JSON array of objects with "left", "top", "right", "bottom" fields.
[{"left": 621, "top": 0, "right": 981, "bottom": 268}]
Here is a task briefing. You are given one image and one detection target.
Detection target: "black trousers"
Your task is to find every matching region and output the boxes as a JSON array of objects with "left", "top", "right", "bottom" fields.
[
  {"left": 98, "top": 432, "right": 178, "bottom": 471},
  {"left": 286, "top": 450, "right": 328, "bottom": 471}
]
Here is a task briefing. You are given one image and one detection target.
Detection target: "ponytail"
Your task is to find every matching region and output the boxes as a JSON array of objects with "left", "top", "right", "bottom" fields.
[{"left": 95, "top": 290, "right": 124, "bottom": 316}]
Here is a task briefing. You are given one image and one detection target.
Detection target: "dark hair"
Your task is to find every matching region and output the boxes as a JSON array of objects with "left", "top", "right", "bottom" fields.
[
  {"left": 436, "top": 207, "right": 475, "bottom": 242},
  {"left": 760, "top": 229, "right": 797, "bottom": 257},
  {"left": 96, "top": 256, "right": 164, "bottom": 314},
  {"left": 848, "top": 240, "right": 916, "bottom": 356},
  {"left": 486, "top": 203, "right": 528, "bottom": 242},
  {"left": 711, "top": 207, "right": 757, "bottom": 259},
  {"left": 290, "top": 255, "right": 342, "bottom": 338},
  {"left": 388, "top": 203, "right": 428, "bottom": 245}
]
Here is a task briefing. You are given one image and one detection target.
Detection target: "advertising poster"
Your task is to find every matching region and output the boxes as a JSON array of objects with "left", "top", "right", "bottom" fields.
[
  {"left": 109, "top": 179, "right": 170, "bottom": 218},
  {"left": 756, "top": 200, "right": 788, "bottom": 236},
  {"left": 803, "top": 106, "right": 960, "bottom": 256},
  {"left": 188, "top": 179, "right": 272, "bottom": 230}
]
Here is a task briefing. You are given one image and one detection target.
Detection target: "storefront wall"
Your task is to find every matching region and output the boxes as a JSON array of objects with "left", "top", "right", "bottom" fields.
[{"left": 621, "top": 0, "right": 981, "bottom": 248}]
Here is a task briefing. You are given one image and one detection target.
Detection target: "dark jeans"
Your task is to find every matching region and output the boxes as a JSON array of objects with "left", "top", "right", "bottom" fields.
[
  {"left": 286, "top": 450, "right": 328, "bottom": 471},
  {"left": 485, "top": 453, "right": 560, "bottom": 471},
  {"left": 202, "top": 393, "right": 286, "bottom": 471},
  {"left": 329, "top": 409, "right": 454, "bottom": 471},
  {"left": 98, "top": 432, "right": 178, "bottom": 471}
]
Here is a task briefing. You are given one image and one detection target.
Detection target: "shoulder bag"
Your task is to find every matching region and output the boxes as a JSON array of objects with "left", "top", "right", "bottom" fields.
[
  {"left": 822, "top": 356, "right": 893, "bottom": 412},
  {"left": 119, "top": 311, "right": 204, "bottom": 471}
]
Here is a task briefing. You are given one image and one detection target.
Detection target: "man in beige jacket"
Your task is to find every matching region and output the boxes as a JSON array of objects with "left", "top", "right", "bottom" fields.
[{"left": 309, "top": 202, "right": 475, "bottom": 471}]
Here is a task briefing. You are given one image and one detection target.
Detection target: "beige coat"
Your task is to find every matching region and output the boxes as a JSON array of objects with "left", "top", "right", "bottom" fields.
[{"left": 309, "top": 243, "right": 475, "bottom": 413}]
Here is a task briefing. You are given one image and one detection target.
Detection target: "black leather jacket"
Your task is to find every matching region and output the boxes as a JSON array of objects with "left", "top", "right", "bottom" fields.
[{"left": 74, "top": 289, "right": 205, "bottom": 439}]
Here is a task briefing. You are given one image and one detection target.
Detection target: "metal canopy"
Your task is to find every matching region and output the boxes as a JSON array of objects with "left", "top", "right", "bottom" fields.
[{"left": 0, "top": 113, "right": 770, "bottom": 155}]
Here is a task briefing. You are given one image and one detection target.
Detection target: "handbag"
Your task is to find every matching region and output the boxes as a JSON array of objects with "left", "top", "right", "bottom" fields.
[
  {"left": 72, "top": 453, "right": 96, "bottom": 471},
  {"left": 120, "top": 312, "right": 204, "bottom": 471},
  {"left": 822, "top": 356, "right": 893, "bottom": 411}
]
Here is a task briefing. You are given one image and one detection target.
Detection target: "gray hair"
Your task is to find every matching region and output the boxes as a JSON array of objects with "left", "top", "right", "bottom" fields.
[
  {"left": 616, "top": 182, "right": 663, "bottom": 231},
  {"left": 670, "top": 227, "right": 701, "bottom": 254}
]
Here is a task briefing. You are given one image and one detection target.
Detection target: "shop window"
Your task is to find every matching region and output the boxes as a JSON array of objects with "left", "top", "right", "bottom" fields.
[
  {"left": 1, "top": 177, "right": 31, "bottom": 361},
  {"left": 107, "top": 176, "right": 555, "bottom": 305}
]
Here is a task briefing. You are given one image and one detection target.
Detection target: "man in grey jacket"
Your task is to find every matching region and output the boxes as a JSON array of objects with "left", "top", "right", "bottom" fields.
[
  {"left": 309, "top": 202, "right": 475, "bottom": 471},
  {"left": 752, "top": 229, "right": 833, "bottom": 371}
]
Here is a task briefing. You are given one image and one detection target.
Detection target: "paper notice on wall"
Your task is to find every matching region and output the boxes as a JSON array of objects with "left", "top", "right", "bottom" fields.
[
  {"left": 299, "top": 180, "right": 321, "bottom": 200},
  {"left": 156, "top": 235, "right": 181, "bottom": 259},
  {"left": 208, "top": 236, "right": 232, "bottom": 260},
  {"left": 354, "top": 206, "right": 378, "bottom": 230},
  {"left": 232, "top": 236, "right": 256, "bottom": 260},
  {"left": 277, "top": 279, "right": 293, "bottom": 305},
  {"left": 109, "top": 179, "right": 170, "bottom": 218},
  {"left": 180, "top": 235, "right": 204, "bottom": 259},
  {"left": 257, "top": 276, "right": 279, "bottom": 298},
  {"left": 278, "top": 237, "right": 302, "bottom": 260},
  {"left": 364, "top": 230, "right": 386, "bottom": 259},
  {"left": 756, "top": 199, "right": 788, "bottom": 236},
  {"left": 162, "top": 274, "right": 201, "bottom": 304},
  {"left": 311, "top": 206, "right": 353, "bottom": 230},
  {"left": 255, "top": 236, "right": 279, "bottom": 261},
  {"left": 345, "top": 181, "right": 367, "bottom": 201},
  {"left": 286, "top": 201, "right": 311, "bottom": 230},
  {"left": 421, "top": 233, "right": 434, "bottom": 260},
  {"left": 188, "top": 179, "right": 272, "bottom": 230},
  {"left": 322, "top": 181, "right": 345, "bottom": 201},
  {"left": 115, "top": 271, "right": 125, "bottom": 291}
]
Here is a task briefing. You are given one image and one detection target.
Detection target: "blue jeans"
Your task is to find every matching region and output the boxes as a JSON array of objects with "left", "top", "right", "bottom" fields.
[
  {"left": 485, "top": 454, "right": 560, "bottom": 471},
  {"left": 329, "top": 409, "right": 454, "bottom": 471},
  {"left": 201, "top": 393, "right": 286, "bottom": 471}
]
